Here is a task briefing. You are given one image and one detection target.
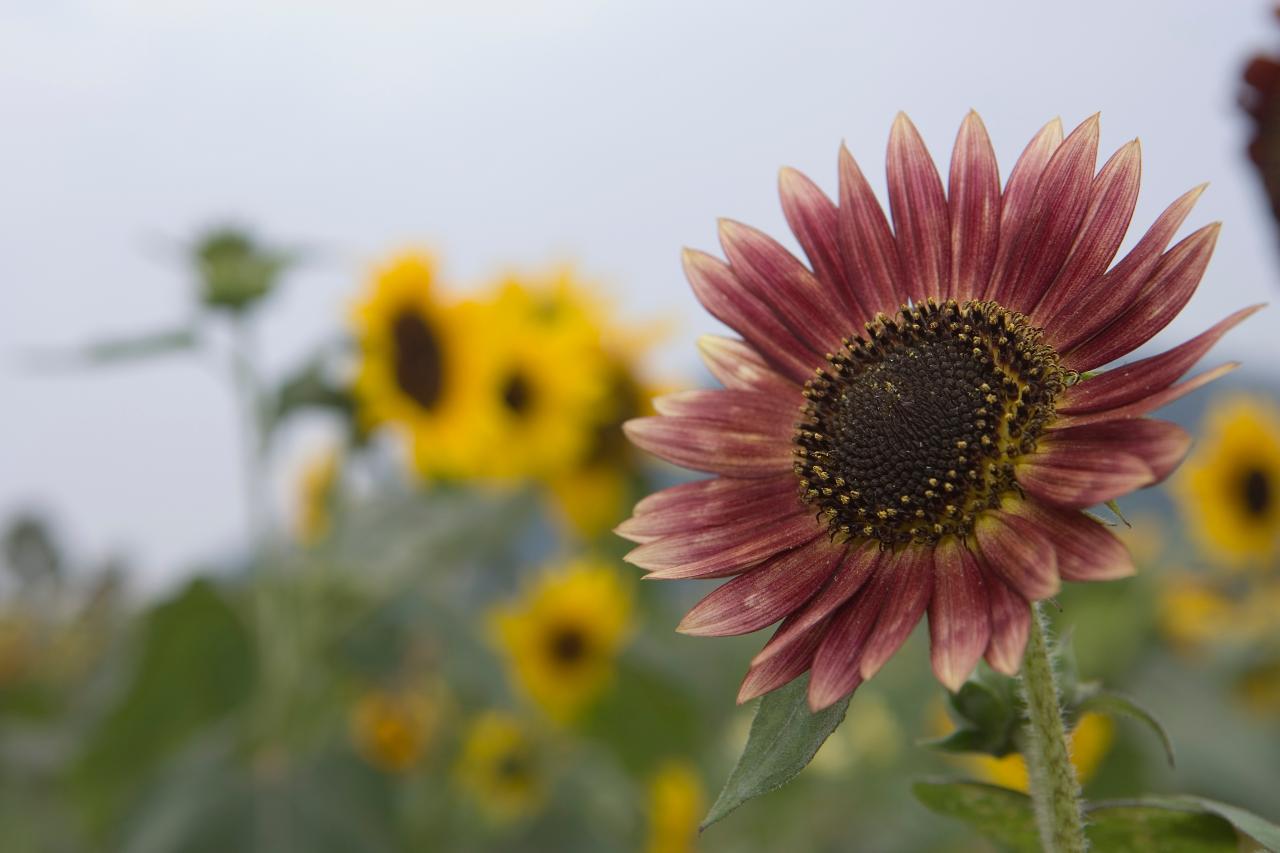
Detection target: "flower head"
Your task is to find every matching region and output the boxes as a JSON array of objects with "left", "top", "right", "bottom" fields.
[
  {"left": 349, "top": 688, "right": 440, "bottom": 773},
  {"left": 1176, "top": 393, "right": 1280, "bottom": 566},
  {"left": 490, "top": 559, "right": 633, "bottom": 721},
  {"left": 350, "top": 252, "right": 491, "bottom": 478},
  {"left": 645, "top": 760, "right": 704, "bottom": 853},
  {"left": 455, "top": 711, "right": 545, "bottom": 822},
  {"left": 620, "top": 112, "right": 1252, "bottom": 711}
]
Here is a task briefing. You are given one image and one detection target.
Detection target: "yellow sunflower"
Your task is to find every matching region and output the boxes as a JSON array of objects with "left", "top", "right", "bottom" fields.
[
  {"left": 931, "top": 702, "right": 1113, "bottom": 794},
  {"left": 465, "top": 274, "right": 611, "bottom": 481},
  {"left": 350, "top": 251, "right": 492, "bottom": 479},
  {"left": 349, "top": 688, "right": 440, "bottom": 773},
  {"left": 294, "top": 447, "right": 341, "bottom": 545},
  {"left": 1176, "top": 394, "right": 1280, "bottom": 567},
  {"left": 490, "top": 558, "right": 633, "bottom": 722},
  {"left": 645, "top": 760, "right": 704, "bottom": 853},
  {"left": 455, "top": 711, "right": 545, "bottom": 822}
]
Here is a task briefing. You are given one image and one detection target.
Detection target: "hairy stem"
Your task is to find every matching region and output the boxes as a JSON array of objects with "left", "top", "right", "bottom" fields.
[{"left": 1019, "top": 602, "right": 1087, "bottom": 853}]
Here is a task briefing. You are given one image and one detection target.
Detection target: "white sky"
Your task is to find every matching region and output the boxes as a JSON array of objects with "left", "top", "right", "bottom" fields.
[{"left": 0, "top": 0, "right": 1275, "bottom": 587}]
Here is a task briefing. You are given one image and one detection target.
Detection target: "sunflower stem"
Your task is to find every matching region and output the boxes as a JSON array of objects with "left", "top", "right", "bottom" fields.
[{"left": 1019, "top": 601, "right": 1087, "bottom": 853}]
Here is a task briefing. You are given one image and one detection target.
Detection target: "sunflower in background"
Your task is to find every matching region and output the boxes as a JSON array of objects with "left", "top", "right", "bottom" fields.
[
  {"left": 455, "top": 711, "right": 546, "bottom": 823},
  {"left": 645, "top": 760, "right": 704, "bottom": 853},
  {"left": 490, "top": 558, "right": 633, "bottom": 722},
  {"left": 1176, "top": 394, "right": 1280, "bottom": 567},
  {"left": 465, "top": 275, "right": 610, "bottom": 482},
  {"left": 350, "top": 252, "right": 492, "bottom": 479},
  {"left": 349, "top": 687, "right": 441, "bottom": 774},
  {"left": 294, "top": 447, "right": 341, "bottom": 545}
]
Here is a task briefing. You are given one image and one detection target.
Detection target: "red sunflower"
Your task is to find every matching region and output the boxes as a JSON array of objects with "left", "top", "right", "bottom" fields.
[{"left": 618, "top": 112, "right": 1255, "bottom": 711}]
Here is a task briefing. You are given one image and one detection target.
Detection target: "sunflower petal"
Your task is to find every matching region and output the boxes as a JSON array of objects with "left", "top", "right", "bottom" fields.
[
  {"left": 780, "top": 166, "right": 869, "bottom": 325},
  {"left": 738, "top": 617, "right": 827, "bottom": 704},
  {"left": 1040, "top": 419, "right": 1191, "bottom": 483},
  {"left": 928, "top": 539, "right": 992, "bottom": 692},
  {"left": 858, "top": 546, "right": 935, "bottom": 681},
  {"left": 838, "top": 144, "right": 904, "bottom": 314},
  {"left": 1032, "top": 139, "right": 1142, "bottom": 326},
  {"left": 808, "top": 569, "right": 894, "bottom": 711},
  {"left": 948, "top": 111, "right": 1001, "bottom": 301},
  {"left": 1015, "top": 500, "right": 1135, "bottom": 582},
  {"left": 630, "top": 514, "right": 822, "bottom": 580},
  {"left": 683, "top": 248, "right": 819, "bottom": 384},
  {"left": 623, "top": 415, "right": 793, "bottom": 478},
  {"left": 983, "top": 572, "right": 1031, "bottom": 676},
  {"left": 1015, "top": 450, "right": 1155, "bottom": 509},
  {"left": 888, "top": 113, "right": 950, "bottom": 303},
  {"left": 719, "top": 218, "right": 854, "bottom": 355},
  {"left": 653, "top": 389, "right": 798, "bottom": 433},
  {"left": 697, "top": 335, "right": 798, "bottom": 398},
  {"left": 1055, "top": 363, "right": 1240, "bottom": 428},
  {"left": 975, "top": 510, "right": 1060, "bottom": 600},
  {"left": 1058, "top": 306, "right": 1262, "bottom": 415},
  {"left": 750, "top": 542, "right": 883, "bottom": 667},
  {"left": 677, "top": 536, "right": 846, "bottom": 636},
  {"left": 984, "top": 117, "right": 1063, "bottom": 300},
  {"left": 617, "top": 475, "right": 799, "bottom": 543},
  {"left": 989, "top": 114, "right": 1099, "bottom": 313},
  {"left": 1065, "top": 223, "right": 1221, "bottom": 371}
]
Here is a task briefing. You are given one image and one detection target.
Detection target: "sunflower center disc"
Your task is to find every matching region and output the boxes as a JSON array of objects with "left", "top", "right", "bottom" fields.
[
  {"left": 392, "top": 310, "right": 444, "bottom": 409},
  {"left": 794, "top": 299, "right": 1068, "bottom": 546}
]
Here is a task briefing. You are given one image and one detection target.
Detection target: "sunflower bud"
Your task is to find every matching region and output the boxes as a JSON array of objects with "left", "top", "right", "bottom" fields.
[{"left": 193, "top": 227, "right": 289, "bottom": 313}]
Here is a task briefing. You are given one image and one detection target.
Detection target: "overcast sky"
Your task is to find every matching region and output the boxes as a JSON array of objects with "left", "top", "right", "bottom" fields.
[{"left": 1, "top": 0, "right": 1275, "bottom": 588}]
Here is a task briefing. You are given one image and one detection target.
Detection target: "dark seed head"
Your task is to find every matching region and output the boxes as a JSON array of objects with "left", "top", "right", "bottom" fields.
[
  {"left": 502, "top": 371, "right": 533, "bottom": 416},
  {"left": 392, "top": 310, "right": 444, "bottom": 409},
  {"left": 1242, "top": 467, "right": 1272, "bottom": 517},
  {"left": 547, "top": 624, "right": 588, "bottom": 666},
  {"left": 794, "top": 299, "right": 1068, "bottom": 547}
]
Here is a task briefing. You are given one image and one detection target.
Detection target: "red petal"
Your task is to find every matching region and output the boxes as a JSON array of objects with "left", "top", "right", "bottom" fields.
[
  {"left": 1054, "top": 363, "right": 1239, "bottom": 428},
  {"left": 779, "top": 166, "right": 870, "bottom": 326},
  {"left": 947, "top": 111, "right": 1001, "bottom": 301},
  {"left": 677, "top": 536, "right": 845, "bottom": 636},
  {"left": 737, "top": 617, "right": 827, "bottom": 704},
  {"left": 984, "top": 117, "right": 1062, "bottom": 300},
  {"left": 838, "top": 144, "right": 904, "bottom": 314},
  {"left": 928, "top": 539, "right": 992, "bottom": 692},
  {"left": 1039, "top": 419, "right": 1191, "bottom": 483},
  {"left": 623, "top": 415, "right": 792, "bottom": 479},
  {"left": 975, "top": 510, "right": 1061, "bottom": 600},
  {"left": 627, "top": 513, "right": 822, "bottom": 580},
  {"left": 1015, "top": 500, "right": 1135, "bottom": 583},
  {"left": 696, "top": 335, "right": 798, "bottom": 399},
  {"left": 983, "top": 571, "right": 1031, "bottom": 676},
  {"left": 887, "top": 113, "right": 950, "bottom": 303},
  {"left": 617, "top": 474, "right": 798, "bottom": 543},
  {"left": 858, "top": 546, "right": 935, "bottom": 681},
  {"left": 1015, "top": 450, "right": 1154, "bottom": 509}
]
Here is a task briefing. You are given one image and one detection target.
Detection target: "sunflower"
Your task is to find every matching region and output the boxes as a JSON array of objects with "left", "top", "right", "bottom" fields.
[
  {"left": 349, "top": 688, "right": 440, "bottom": 773},
  {"left": 619, "top": 112, "right": 1253, "bottom": 711},
  {"left": 455, "top": 711, "right": 545, "bottom": 822},
  {"left": 490, "top": 558, "right": 633, "bottom": 722},
  {"left": 645, "top": 760, "right": 704, "bottom": 853},
  {"left": 465, "top": 275, "right": 611, "bottom": 482},
  {"left": 1175, "top": 394, "right": 1280, "bottom": 566},
  {"left": 295, "top": 447, "right": 341, "bottom": 545},
  {"left": 350, "top": 251, "right": 491, "bottom": 478}
]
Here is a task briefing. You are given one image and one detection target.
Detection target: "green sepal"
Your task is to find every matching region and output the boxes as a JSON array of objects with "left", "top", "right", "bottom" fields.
[{"left": 1076, "top": 688, "right": 1176, "bottom": 767}]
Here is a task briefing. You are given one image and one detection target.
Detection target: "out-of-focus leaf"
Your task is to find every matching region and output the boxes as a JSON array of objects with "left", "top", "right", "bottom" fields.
[
  {"left": 24, "top": 328, "right": 197, "bottom": 369},
  {"left": 74, "top": 579, "right": 255, "bottom": 833},
  {"left": 702, "top": 674, "right": 849, "bottom": 831},
  {"left": 911, "top": 780, "right": 1039, "bottom": 852},
  {"left": 269, "top": 354, "right": 356, "bottom": 434},
  {"left": 1131, "top": 796, "right": 1280, "bottom": 851},
  {"left": 1084, "top": 802, "right": 1237, "bottom": 852},
  {"left": 581, "top": 661, "right": 702, "bottom": 776},
  {"left": 2, "top": 513, "right": 61, "bottom": 584},
  {"left": 1078, "top": 689, "right": 1176, "bottom": 768}
]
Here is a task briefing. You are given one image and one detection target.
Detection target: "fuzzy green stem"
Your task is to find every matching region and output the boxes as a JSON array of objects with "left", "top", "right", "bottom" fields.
[{"left": 1019, "top": 602, "right": 1087, "bottom": 853}]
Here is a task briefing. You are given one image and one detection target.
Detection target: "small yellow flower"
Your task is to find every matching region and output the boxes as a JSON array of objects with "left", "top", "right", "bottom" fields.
[
  {"left": 491, "top": 559, "right": 632, "bottom": 722},
  {"left": 455, "top": 711, "right": 545, "bottom": 822},
  {"left": 1158, "top": 575, "right": 1237, "bottom": 654},
  {"left": 968, "top": 713, "right": 1113, "bottom": 793},
  {"left": 349, "top": 689, "right": 439, "bottom": 773},
  {"left": 645, "top": 760, "right": 704, "bottom": 853},
  {"left": 350, "top": 251, "right": 493, "bottom": 479},
  {"left": 1176, "top": 394, "right": 1280, "bottom": 567},
  {"left": 295, "top": 447, "right": 341, "bottom": 545}
]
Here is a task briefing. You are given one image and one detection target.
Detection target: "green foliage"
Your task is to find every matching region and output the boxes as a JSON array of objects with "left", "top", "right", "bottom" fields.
[
  {"left": 911, "top": 781, "right": 1041, "bottom": 851},
  {"left": 73, "top": 580, "right": 255, "bottom": 834},
  {"left": 702, "top": 674, "right": 850, "bottom": 831},
  {"left": 194, "top": 227, "right": 291, "bottom": 312},
  {"left": 925, "top": 666, "right": 1023, "bottom": 757},
  {"left": 2, "top": 514, "right": 61, "bottom": 585},
  {"left": 1076, "top": 689, "right": 1175, "bottom": 768}
]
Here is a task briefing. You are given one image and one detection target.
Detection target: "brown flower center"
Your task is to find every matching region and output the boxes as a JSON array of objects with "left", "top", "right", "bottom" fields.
[
  {"left": 546, "top": 624, "right": 589, "bottom": 667},
  {"left": 392, "top": 309, "right": 444, "bottom": 409},
  {"left": 794, "top": 299, "right": 1068, "bottom": 546},
  {"left": 502, "top": 371, "right": 533, "bottom": 416},
  {"left": 1241, "top": 467, "right": 1272, "bottom": 517}
]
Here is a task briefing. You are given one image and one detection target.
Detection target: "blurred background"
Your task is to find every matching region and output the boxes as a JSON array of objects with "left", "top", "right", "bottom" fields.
[{"left": 2, "top": 1, "right": 1280, "bottom": 851}]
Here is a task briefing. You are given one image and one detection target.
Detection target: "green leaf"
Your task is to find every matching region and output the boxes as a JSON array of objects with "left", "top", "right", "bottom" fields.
[
  {"left": 268, "top": 354, "right": 357, "bottom": 436},
  {"left": 24, "top": 327, "right": 197, "bottom": 369},
  {"left": 74, "top": 579, "right": 255, "bottom": 835},
  {"left": 702, "top": 674, "right": 850, "bottom": 831},
  {"left": 1131, "top": 796, "right": 1280, "bottom": 851},
  {"left": 911, "top": 780, "right": 1040, "bottom": 852},
  {"left": 1078, "top": 689, "right": 1176, "bottom": 768},
  {"left": 1084, "top": 802, "right": 1237, "bottom": 852},
  {"left": 194, "top": 227, "right": 292, "bottom": 313}
]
